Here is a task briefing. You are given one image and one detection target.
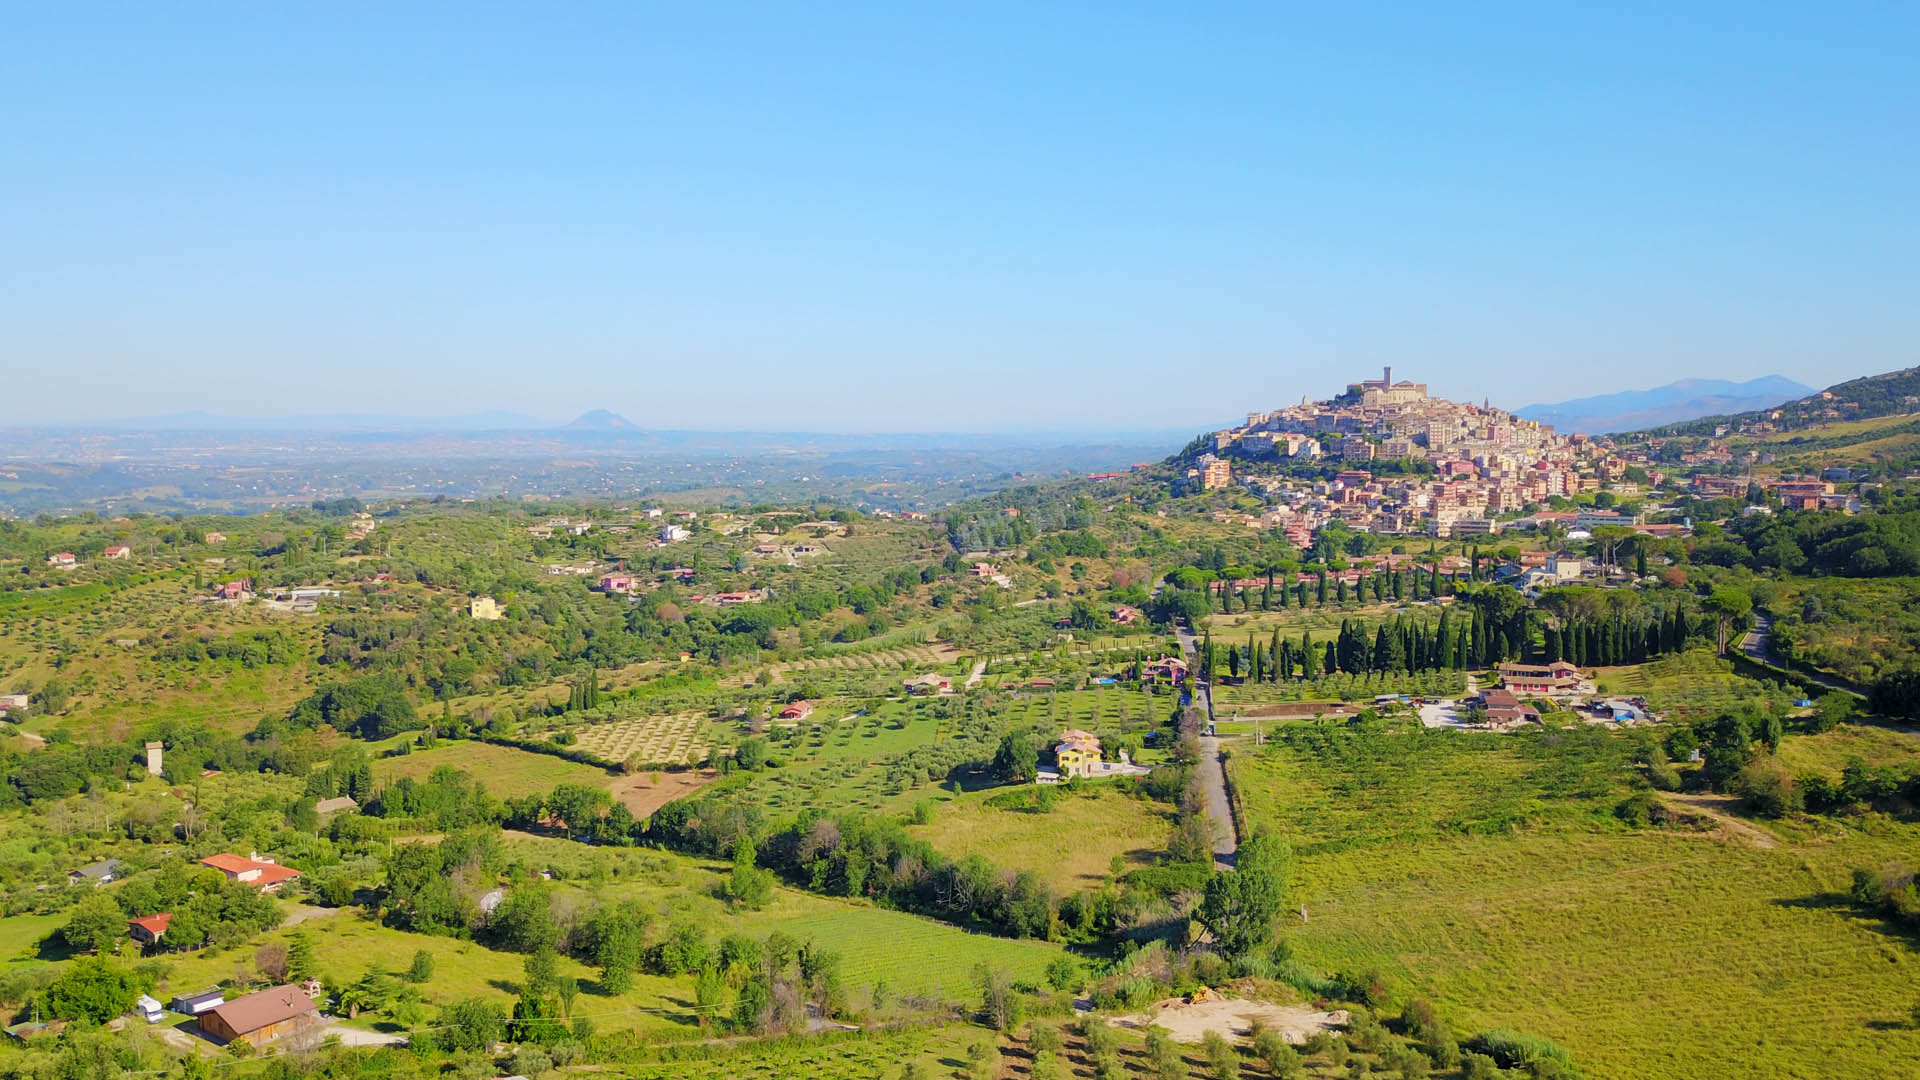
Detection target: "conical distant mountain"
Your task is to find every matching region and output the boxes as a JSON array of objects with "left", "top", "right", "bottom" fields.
[{"left": 567, "top": 409, "right": 636, "bottom": 430}]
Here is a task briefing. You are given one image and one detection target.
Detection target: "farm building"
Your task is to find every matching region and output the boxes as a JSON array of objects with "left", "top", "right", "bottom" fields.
[
  {"left": 128, "top": 913, "right": 171, "bottom": 945},
  {"left": 199, "top": 852, "right": 301, "bottom": 893},
  {"left": 69, "top": 859, "right": 123, "bottom": 886},
  {"left": 1479, "top": 688, "right": 1540, "bottom": 731},
  {"left": 902, "top": 673, "right": 950, "bottom": 694},
  {"left": 778, "top": 700, "right": 815, "bottom": 720},
  {"left": 199, "top": 985, "right": 318, "bottom": 1045},
  {"left": 313, "top": 796, "right": 359, "bottom": 815},
  {"left": 1496, "top": 661, "right": 1586, "bottom": 694}
]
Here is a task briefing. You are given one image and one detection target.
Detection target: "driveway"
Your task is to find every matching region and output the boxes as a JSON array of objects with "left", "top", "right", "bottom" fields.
[
  {"left": 1194, "top": 735, "right": 1238, "bottom": 870},
  {"left": 1171, "top": 616, "right": 1236, "bottom": 869},
  {"left": 325, "top": 1023, "right": 408, "bottom": 1047}
]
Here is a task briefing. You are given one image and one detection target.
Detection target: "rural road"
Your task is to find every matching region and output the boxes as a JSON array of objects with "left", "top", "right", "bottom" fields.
[
  {"left": 964, "top": 659, "right": 987, "bottom": 690},
  {"left": 1172, "top": 615, "right": 1238, "bottom": 870},
  {"left": 1740, "top": 612, "right": 1850, "bottom": 694}
]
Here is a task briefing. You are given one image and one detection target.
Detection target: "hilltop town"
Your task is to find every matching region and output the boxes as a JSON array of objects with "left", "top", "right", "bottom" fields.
[{"left": 1178, "top": 367, "right": 1877, "bottom": 543}]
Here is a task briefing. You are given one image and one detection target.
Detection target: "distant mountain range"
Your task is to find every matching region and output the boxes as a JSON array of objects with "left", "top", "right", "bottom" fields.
[
  {"left": 1628, "top": 365, "right": 1920, "bottom": 438},
  {"left": 1515, "top": 376, "right": 1814, "bottom": 434}
]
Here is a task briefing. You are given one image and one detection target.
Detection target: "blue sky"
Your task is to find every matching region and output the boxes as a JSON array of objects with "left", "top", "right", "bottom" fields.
[{"left": 4, "top": 3, "right": 1916, "bottom": 431}]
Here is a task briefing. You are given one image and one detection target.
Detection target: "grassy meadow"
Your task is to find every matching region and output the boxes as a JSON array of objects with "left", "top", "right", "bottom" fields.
[
  {"left": 373, "top": 740, "right": 613, "bottom": 799},
  {"left": 1229, "top": 720, "right": 1920, "bottom": 1079},
  {"left": 906, "top": 783, "right": 1173, "bottom": 895}
]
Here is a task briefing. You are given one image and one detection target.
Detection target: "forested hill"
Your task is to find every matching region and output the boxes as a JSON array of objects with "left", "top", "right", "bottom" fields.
[{"left": 1632, "top": 366, "right": 1920, "bottom": 438}]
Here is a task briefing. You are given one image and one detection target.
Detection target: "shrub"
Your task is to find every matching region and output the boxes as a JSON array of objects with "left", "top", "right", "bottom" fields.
[
  {"left": 405, "top": 949, "right": 435, "bottom": 983},
  {"left": 1613, "top": 791, "right": 1657, "bottom": 827},
  {"left": 1732, "top": 760, "right": 1802, "bottom": 818},
  {"left": 1465, "top": 1028, "right": 1576, "bottom": 1072}
]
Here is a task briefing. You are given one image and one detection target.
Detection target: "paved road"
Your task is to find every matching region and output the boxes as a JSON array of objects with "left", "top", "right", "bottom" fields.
[
  {"left": 1170, "top": 616, "right": 1238, "bottom": 870},
  {"left": 1740, "top": 611, "right": 1851, "bottom": 693},
  {"left": 1738, "top": 611, "right": 1774, "bottom": 665}
]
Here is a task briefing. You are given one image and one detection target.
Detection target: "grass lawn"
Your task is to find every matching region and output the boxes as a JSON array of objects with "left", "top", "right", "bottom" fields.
[
  {"left": 906, "top": 783, "right": 1172, "bottom": 895},
  {"left": 373, "top": 740, "right": 611, "bottom": 799},
  {"left": 0, "top": 914, "right": 65, "bottom": 964},
  {"left": 1776, "top": 722, "right": 1920, "bottom": 777},
  {"left": 1230, "top": 721, "right": 1920, "bottom": 1080}
]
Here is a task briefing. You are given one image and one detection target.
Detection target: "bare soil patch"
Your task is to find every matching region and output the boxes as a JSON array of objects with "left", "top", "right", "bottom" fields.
[
  {"left": 1112, "top": 996, "right": 1348, "bottom": 1044},
  {"left": 610, "top": 768, "right": 719, "bottom": 817},
  {"left": 1659, "top": 792, "right": 1780, "bottom": 850}
]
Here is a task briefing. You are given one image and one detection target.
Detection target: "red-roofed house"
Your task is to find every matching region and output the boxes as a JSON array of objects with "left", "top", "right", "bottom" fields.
[
  {"left": 104, "top": 545, "right": 132, "bottom": 560},
  {"left": 778, "top": 700, "right": 814, "bottom": 720},
  {"left": 46, "top": 553, "right": 76, "bottom": 567},
  {"left": 199, "top": 853, "right": 301, "bottom": 893},
  {"left": 128, "top": 913, "right": 171, "bottom": 945}
]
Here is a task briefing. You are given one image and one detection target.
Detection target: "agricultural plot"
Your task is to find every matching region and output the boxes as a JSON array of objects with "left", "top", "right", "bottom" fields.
[
  {"left": 1230, "top": 722, "right": 1920, "bottom": 1079},
  {"left": 568, "top": 712, "right": 712, "bottom": 766},
  {"left": 1201, "top": 600, "right": 1416, "bottom": 635},
  {"left": 1597, "top": 650, "right": 1793, "bottom": 722},
  {"left": 618, "top": 1025, "right": 985, "bottom": 1080},
  {"left": 1211, "top": 670, "right": 1466, "bottom": 712},
  {"left": 909, "top": 783, "right": 1172, "bottom": 894},
  {"left": 988, "top": 688, "right": 1172, "bottom": 738},
  {"left": 374, "top": 740, "right": 611, "bottom": 798},
  {"left": 761, "top": 642, "right": 961, "bottom": 677}
]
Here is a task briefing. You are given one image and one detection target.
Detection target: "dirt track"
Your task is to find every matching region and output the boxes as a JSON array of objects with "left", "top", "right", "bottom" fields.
[{"left": 1658, "top": 792, "right": 1780, "bottom": 850}]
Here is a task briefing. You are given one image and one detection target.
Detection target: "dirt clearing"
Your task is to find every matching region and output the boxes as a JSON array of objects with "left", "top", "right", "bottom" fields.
[
  {"left": 610, "top": 768, "right": 718, "bottom": 817},
  {"left": 1112, "top": 996, "right": 1348, "bottom": 1044}
]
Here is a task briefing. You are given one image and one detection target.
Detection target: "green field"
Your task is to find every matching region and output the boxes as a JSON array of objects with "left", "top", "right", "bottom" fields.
[
  {"left": 373, "top": 740, "right": 612, "bottom": 798},
  {"left": 1230, "top": 721, "right": 1920, "bottom": 1079},
  {"left": 907, "top": 783, "right": 1172, "bottom": 895}
]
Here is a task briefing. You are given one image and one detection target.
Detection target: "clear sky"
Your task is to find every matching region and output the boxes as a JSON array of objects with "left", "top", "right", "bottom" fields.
[{"left": 5, "top": 3, "right": 1916, "bottom": 431}]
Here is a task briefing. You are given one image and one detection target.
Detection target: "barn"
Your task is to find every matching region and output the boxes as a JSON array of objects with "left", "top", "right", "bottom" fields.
[{"left": 198, "top": 985, "right": 318, "bottom": 1045}]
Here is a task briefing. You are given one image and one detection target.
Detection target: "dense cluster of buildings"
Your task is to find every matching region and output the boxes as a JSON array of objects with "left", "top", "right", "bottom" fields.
[{"left": 1185, "top": 370, "right": 1698, "bottom": 539}]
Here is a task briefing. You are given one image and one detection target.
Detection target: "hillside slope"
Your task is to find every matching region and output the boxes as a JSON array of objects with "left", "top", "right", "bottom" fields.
[
  {"left": 1633, "top": 366, "right": 1920, "bottom": 438},
  {"left": 1516, "top": 376, "right": 1811, "bottom": 434}
]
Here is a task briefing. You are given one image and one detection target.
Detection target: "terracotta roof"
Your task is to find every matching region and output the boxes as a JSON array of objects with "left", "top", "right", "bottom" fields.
[
  {"left": 199, "top": 853, "right": 302, "bottom": 887},
  {"left": 206, "top": 985, "right": 316, "bottom": 1035},
  {"left": 128, "top": 913, "right": 171, "bottom": 935}
]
